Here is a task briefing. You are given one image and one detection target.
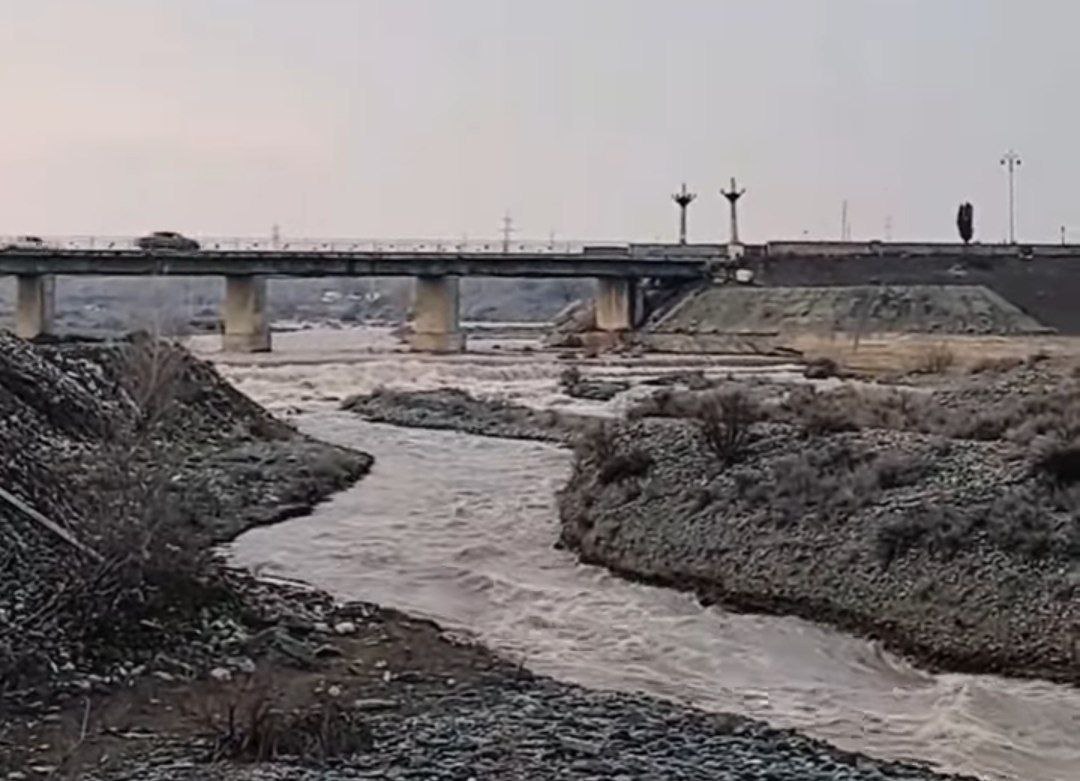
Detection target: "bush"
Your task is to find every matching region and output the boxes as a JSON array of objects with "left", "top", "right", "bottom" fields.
[
  {"left": 626, "top": 388, "right": 700, "bottom": 420},
  {"left": 910, "top": 344, "right": 955, "bottom": 375},
  {"left": 695, "top": 390, "right": 758, "bottom": 465},
  {"left": 968, "top": 356, "right": 1023, "bottom": 375},
  {"left": 597, "top": 448, "right": 653, "bottom": 484},
  {"left": 206, "top": 684, "right": 373, "bottom": 763},
  {"left": 574, "top": 420, "right": 617, "bottom": 464},
  {"left": 803, "top": 357, "right": 840, "bottom": 379},
  {"left": 1034, "top": 439, "right": 1080, "bottom": 485},
  {"left": 776, "top": 385, "right": 949, "bottom": 437},
  {"left": 559, "top": 365, "right": 582, "bottom": 389}
]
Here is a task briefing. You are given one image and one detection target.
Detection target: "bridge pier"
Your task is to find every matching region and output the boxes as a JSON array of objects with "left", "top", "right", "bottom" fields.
[
  {"left": 15, "top": 274, "right": 55, "bottom": 340},
  {"left": 408, "top": 275, "right": 465, "bottom": 353},
  {"left": 595, "top": 277, "right": 638, "bottom": 331},
  {"left": 221, "top": 275, "right": 271, "bottom": 352}
]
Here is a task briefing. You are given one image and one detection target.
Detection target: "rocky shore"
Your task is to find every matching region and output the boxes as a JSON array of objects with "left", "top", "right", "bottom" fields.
[
  {"left": 558, "top": 365, "right": 1080, "bottom": 685},
  {"left": 23, "top": 579, "right": 968, "bottom": 781}
]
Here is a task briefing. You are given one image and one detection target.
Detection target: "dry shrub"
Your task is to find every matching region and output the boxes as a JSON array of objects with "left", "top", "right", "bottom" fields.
[
  {"left": 559, "top": 365, "right": 582, "bottom": 389},
  {"left": 626, "top": 388, "right": 701, "bottom": 420},
  {"left": 968, "top": 355, "right": 1024, "bottom": 375},
  {"left": 909, "top": 343, "right": 955, "bottom": 375},
  {"left": 574, "top": 421, "right": 652, "bottom": 485},
  {"left": 1033, "top": 438, "right": 1080, "bottom": 485},
  {"left": 776, "top": 385, "right": 948, "bottom": 437},
  {"left": 876, "top": 487, "right": 1080, "bottom": 564},
  {"left": 737, "top": 443, "right": 926, "bottom": 529},
  {"left": 574, "top": 420, "right": 617, "bottom": 464},
  {"left": 597, "top": 449, "right": 652, "bottom": 485},
  {"left": 803, "top": 357, "right": 841, "bottom": 380},
  {"left": 205, "top": 684, "right": 373, "bottom": 763},
  {"left": 695, "top": 390, "right": 758, "bottom": 465}
]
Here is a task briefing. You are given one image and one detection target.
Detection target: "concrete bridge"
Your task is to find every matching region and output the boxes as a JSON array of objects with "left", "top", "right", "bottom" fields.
[
  {"left": 7, "top": 236, "right": 1079, "bottom": 351},
  {"left": 0, "top": 238, "right": 716, "bottom": 352}
]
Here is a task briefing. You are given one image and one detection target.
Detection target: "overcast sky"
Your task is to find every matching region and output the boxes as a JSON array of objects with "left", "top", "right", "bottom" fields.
[{"left": 1, "top": 1, "right": 1076, "bottom": 243}]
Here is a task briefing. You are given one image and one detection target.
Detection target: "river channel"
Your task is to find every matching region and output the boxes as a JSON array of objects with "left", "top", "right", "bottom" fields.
[{"left": 211, "top": 329, "right": 1080, "bottom": 781}]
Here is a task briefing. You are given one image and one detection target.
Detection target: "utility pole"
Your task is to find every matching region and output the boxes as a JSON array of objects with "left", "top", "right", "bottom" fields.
[
  {"left": 501, "top": 212, "right": 515, "bottom": 253},
  {"left": 720, "top": 177, "right": 746, "bottom": 245},
  {"left": 1062, "top": 225, "right": 1067, "bottom": 245},
  {"left": 271, "top": 223, "right": 281, "bottom": 249},
  {"left": 671, "top": 183, "right": 696, "bottom": 244},
  {"left": 840, "top": 200, "right": 850, "bottom": 241},
  {"left": 1000, "top": 149, "right": 1021, "bottom": 243},
  {"left": 884, "top": 214, "right": 893, "bottom": 241}
]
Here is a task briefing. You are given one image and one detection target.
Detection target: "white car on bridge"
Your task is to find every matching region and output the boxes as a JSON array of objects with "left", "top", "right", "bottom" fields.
[{"left": 1, "top": 235, "right": 50, "bottom": 251}]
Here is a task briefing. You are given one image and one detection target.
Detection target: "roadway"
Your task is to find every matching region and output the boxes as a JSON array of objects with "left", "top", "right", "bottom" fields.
[{"left": 0, "top": 248, "right": 714, "bottom": 279}]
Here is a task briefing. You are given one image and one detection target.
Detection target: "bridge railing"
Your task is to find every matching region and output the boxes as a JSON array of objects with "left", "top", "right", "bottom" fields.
[{"left": 3, "top": 236, "right": 607, "bottom": 254}]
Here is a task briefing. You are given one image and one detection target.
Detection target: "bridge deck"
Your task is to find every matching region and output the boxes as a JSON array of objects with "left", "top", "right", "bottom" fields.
[{"left": 0, "top": 249, "right": 712, "bottom": 278}]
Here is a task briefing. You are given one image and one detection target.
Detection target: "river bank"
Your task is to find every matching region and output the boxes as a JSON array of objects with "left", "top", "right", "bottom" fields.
[
  {"left": 15, "top": 583, "right": 971, "bottom": 780},
  {"left": 0, "top": 335, "right": 968, "bottom": 779},
  {"left": 558, "top": 362, "right": 1080, "bottom": 686},
  {"left": 338, "top": 368, "right": 1080, "bottom": 686}
]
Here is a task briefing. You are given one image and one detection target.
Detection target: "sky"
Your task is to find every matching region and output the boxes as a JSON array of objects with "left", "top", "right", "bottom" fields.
[{"left": 0, "top": 0, "right": 1077, "bottom": 244}]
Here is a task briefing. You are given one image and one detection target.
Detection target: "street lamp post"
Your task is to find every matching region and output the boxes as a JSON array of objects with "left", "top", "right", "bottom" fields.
[
  {"left": 721, "top": 177, "right": 746, "bottom": 245},
  {"left": 1000, "top": 150, "right": 1021, "bottom": 244},
  {"left": 671, "top": 183, "right": 696, "bottom": 244}
]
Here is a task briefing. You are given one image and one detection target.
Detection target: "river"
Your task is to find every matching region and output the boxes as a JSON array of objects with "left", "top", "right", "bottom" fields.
[{"left": 206, "top": 327, "right": 1080, "bottom": 781}]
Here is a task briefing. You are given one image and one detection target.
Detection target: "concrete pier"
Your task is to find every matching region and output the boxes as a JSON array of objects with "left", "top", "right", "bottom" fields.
[
  {"left": 15, "top": 274, "right": 55, "bottom": 340},
  {"left": 408, "top": 275, "right": 465, "bottom": 352},
  {"left": 221, "top": 275, "right": 271, "bottom": 352},
  {"left": 595, "top": 277, "right": 637, "bottom": 331}
]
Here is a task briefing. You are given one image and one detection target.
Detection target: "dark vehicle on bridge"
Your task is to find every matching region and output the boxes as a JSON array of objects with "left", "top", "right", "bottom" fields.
[
  {"left": 136, "top": 231, "right": 200, "bottom": 252},
  {"left": 2, "top": 235, "right": 47, "bottom": 251}
]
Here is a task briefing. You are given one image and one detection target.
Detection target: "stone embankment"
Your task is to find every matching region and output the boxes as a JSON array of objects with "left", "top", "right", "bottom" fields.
[{"left": 558, "top": 364, "right": 1080, "bottom": 685}]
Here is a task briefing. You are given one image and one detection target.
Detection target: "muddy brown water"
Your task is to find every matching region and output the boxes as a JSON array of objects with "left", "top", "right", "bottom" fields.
[{"left": 215, "top": 330, "right": 1080, "bottom": 781}]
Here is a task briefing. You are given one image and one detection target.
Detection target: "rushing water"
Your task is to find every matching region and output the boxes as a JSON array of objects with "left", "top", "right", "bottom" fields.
[{"left": 216, "top": 328, "right": 1080, "bottom": 781}]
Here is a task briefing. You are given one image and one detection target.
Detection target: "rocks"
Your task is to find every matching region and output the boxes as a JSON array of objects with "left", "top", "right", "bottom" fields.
[{"left": 84, "top": 678, "right": 965, "bottom": 780}]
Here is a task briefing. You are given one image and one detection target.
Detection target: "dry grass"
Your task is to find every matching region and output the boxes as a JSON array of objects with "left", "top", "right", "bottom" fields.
[
  {"left": 202, "top": 678, "right": 373, "bottom": 763},
  {"left": 908, "top": 343, "right": 956, "bottom": 375}
]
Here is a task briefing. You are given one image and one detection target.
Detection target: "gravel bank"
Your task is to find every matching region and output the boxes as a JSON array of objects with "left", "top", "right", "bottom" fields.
[
  {"left": 86, "top": 682, "right": 969, "bottom": 781},
  {"left": 558, "top": 373, "right": 1080, "bottom": 685},
  {"left": 342, "top": 387, "right": 589, "bottom": 443},
  {"left": 70, "top": 591, "right": 967, "bottom": 781},
  {"left": 0, "top": 333, "right": 371, "bottom": 699}
]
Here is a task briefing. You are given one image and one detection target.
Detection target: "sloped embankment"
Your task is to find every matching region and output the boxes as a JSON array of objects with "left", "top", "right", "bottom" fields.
[
  {"left": 0, "top": 333, "right": 371, "bottom": 692},
  {"left": 652, "top": 284, "right": 1049, "bottom": 335},
  {"left": 559, "top": 373, "right": 1080, "bottom": 684}
]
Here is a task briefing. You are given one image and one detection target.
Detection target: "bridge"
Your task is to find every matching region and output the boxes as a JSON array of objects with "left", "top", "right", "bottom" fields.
[
  {"left": 6, "top": 236, "right": 1079, "bottom": 352},
  {"left": 0, "top": 237, "right": 717, "bottom": 352}
]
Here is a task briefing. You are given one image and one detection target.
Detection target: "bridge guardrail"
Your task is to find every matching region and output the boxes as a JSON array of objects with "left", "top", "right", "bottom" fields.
[{"left": 0, "top": 236, "right": 612, "bottom": 254}]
